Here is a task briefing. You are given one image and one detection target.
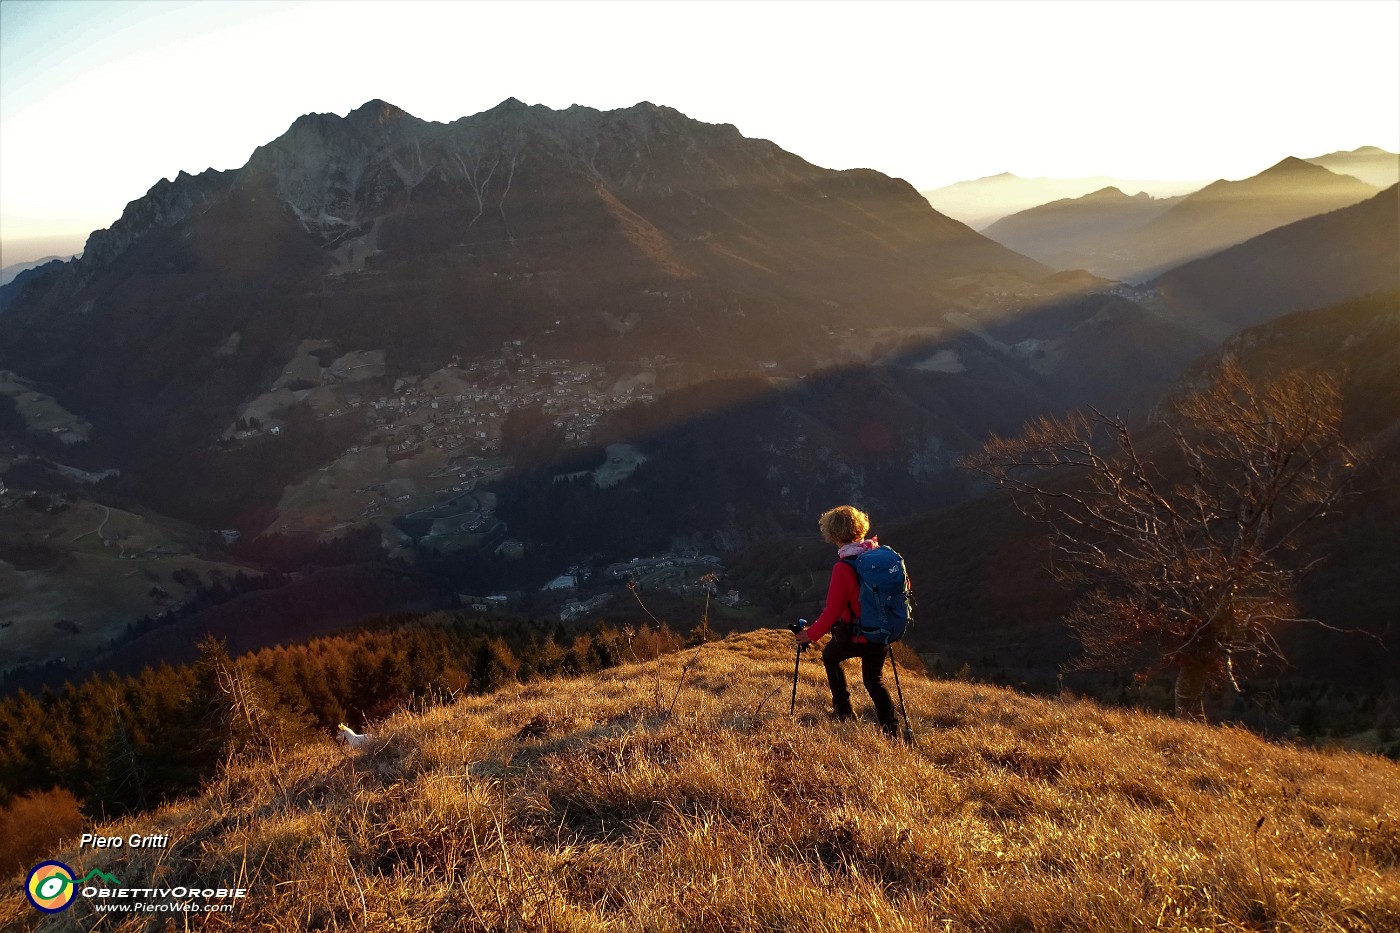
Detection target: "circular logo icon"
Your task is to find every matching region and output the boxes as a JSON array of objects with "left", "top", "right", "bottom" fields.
[{"left": 25, "top": 861, "right": 77, "bottom": 913}]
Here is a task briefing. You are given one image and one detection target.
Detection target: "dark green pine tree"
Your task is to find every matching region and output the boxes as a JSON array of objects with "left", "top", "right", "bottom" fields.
[
  {"left": 92, "top": 705, "right": 148, "bottom": 817},
  {"left": 471, "top": 638, "right": 520, "bottom": 694}
]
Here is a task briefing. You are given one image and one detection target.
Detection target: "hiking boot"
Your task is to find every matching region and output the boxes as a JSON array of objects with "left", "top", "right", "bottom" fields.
[{"left": 827, "top": 709, "right": 856, "bottom": 723}]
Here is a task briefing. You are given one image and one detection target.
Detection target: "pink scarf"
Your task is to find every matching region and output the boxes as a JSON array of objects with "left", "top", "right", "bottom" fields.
[{"left": 837, "top": 537, "right": 878, "bottom": 559}]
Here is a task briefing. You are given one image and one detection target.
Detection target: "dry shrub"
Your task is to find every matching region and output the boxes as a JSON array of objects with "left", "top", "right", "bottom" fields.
[{"left": 0, "top": 787, "right": 84, "bottom": 878}]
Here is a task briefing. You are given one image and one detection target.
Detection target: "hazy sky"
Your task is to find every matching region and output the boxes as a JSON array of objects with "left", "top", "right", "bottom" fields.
[{"left": 2, "top": 0, "right": 1397, "bottom": 265}]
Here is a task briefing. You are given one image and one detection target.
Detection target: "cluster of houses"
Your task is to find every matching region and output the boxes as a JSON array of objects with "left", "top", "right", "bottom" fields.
[
  {"left": 541, "top": 551, "right": 739, "bottom": 621},
  {"left": 560, "top": 593, "right": 614, "bottom": 622},
  {"left": 435, "top": 352, "right": 660, "bottom": 449},
  {"left": 233, "top": 349, "right": 666, "bottom": 463},
  {"left": 541, "top": 562, "right": 596, "bottom": 592},
  {"left": 455, "top": 549, "right": 739, "bottom": 624},
  {"left": 364, "top": 359, "right": 595, "bottom": 456},
  {"left": 603, "top": 552, "right": 745, "bottom": 605},
  {"left": 604, "top": 552, "right": 724, "bottom": 580},
  {"left": 230, "top": 424, "right": 281, "bottom": 441}
]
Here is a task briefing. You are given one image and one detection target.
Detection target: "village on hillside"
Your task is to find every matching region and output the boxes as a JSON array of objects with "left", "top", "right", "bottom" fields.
[
  {"left": 226, "top": 342, "right": 669, "bottom": 456},
  {"left": 228, "top": 340, "right": 669, "bottom": 545}
]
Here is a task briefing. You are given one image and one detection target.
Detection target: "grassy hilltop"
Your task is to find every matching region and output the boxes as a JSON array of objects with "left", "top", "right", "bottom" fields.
[{"left": 3, "top": 629, "right": 1398, "bottom": 931}]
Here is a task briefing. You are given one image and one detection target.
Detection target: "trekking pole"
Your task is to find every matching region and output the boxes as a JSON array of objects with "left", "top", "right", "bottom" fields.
[
  {"left": 788, "top": 620, "right": 809, "bottom": 715},
  {"left": 888, "top": 645, "right": 915, "bottom": 743}
]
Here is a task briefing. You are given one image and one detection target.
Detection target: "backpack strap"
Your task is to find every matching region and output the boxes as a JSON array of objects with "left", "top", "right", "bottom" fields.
[{"left": 838, "top": 556, "right": 861, "bottom": 623}]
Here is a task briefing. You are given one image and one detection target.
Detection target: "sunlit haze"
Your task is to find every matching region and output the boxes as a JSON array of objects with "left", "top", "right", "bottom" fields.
[{"left": 1, "top": 0, "right": 1397, "bottom": 265}]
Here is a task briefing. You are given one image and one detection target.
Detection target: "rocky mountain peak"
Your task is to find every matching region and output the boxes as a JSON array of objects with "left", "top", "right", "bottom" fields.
[
  {"left": 32, "top": 96, "right": 1035, "bottom": 309},
  {"left": 487, "top": 96, "right": 529, "bottom": 113},
  {"left": 346, "top": 98, "right": 412, "bottom": 127}
]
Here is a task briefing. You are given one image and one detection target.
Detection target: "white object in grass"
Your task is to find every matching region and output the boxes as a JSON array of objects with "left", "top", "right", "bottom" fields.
[{"left": 337, "top": 722, "right": 375, "bottom": 749}]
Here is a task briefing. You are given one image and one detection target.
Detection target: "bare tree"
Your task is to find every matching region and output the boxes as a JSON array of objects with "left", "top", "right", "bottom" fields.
[{"left": 965, "top": 357, "right": 1359, "bottom": 718}]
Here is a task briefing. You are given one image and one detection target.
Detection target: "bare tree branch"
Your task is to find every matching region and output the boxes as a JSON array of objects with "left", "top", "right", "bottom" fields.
[{"left": 965, "top": 356, "right": 1361, "bottom": 718}]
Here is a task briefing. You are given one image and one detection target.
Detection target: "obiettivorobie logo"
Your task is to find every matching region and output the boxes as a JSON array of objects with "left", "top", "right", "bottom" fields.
[
  {"left": 24, "top": 859, "right": 248, "bottom": 915},
  {"left": 24, "top": 862, "right": 121, "bottom": 913}
]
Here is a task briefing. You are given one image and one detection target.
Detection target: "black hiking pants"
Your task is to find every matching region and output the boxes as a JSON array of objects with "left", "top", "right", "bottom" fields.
[{"left": 822, "top": 627, "right": 897, "bottom": 736}]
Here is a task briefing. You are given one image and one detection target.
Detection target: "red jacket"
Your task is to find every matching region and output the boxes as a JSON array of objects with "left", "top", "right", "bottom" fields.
[
  {"left": 805, "top": 538, "right": 877, "bottom": 642},
  {"left": 806, "top": 561, "right": 859, "bottom": 642}
]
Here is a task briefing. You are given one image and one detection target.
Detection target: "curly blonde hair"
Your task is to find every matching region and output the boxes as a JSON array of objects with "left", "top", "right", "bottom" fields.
[{"left": 818, "top": 505, "right": 870, "bottom": 545}]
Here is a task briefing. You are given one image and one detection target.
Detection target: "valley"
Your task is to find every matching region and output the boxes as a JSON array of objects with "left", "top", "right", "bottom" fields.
[{"left": 0, "top": 98, "right": 1394, "bottom": 749}]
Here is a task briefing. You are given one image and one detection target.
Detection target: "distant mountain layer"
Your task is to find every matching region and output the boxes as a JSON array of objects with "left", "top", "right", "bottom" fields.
[
  {"left": 1125, "top": 158, "right": 1379, "bottom": 279},
  {"left": 983, "top": 158, "right": 1380, "bottom": 283},
  {"left": 0, "top": 255, "right": 69, "bottom": 289},
  {"left": 1306, "top": 145, "right": 1400, "bottom": 189},
  {"left": 922, "top": 147, "right": 1395, "bottom": 233},
  {"left": 1152, "top": 184, "right": 1399, "bottom": 336},
  {"left": 981, "top": 187, "right": 1184, "bottom": 274},
  {"left": 920, "top": 173, "right": 1207, "bottom": 230}
]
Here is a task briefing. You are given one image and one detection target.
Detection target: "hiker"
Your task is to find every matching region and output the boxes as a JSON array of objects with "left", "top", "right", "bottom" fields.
[{"left": 794, "top": 505, "right": 899, "bottom": 736}]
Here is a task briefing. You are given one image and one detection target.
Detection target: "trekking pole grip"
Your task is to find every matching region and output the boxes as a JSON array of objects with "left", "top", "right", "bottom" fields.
[{"left": 788, "top": 620, "right": 809, "bottom": 715}]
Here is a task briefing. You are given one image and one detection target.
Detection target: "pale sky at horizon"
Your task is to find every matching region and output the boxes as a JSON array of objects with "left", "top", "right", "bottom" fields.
[{"left": 2, "top": 0, "right": 1397, "bottom": 266}]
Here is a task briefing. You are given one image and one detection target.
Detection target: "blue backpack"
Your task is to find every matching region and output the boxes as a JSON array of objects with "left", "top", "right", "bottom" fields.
[{"left": 843, "top": 545, "right": 913, "bottom": 644}]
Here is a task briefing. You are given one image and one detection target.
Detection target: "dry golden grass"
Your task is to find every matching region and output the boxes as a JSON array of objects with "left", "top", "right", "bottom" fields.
[{"left": 4, "top": 629, "right": 1397, "bottom": 931}]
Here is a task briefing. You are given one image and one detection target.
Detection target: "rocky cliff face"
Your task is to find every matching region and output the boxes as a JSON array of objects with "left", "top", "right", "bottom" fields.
[
  {"left": 68, "top": 97, "right": 1008, "bottom": 273},
  {"left": 3, "top": 99, "right": 1152, "bottom": 532},
  {"left": 241, "top": 100, "right": 434, "bottom": 242},
  {"left": 1, "top": 98, "right": 1052, "bottom": 407},
  {"left": 80, "top": 167, "right": 235, "bottom": 271}
]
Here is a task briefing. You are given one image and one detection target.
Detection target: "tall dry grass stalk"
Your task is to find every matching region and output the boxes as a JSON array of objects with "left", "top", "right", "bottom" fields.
[{"left": 4, "top": 629, "right": 1397, "bottom": 931}]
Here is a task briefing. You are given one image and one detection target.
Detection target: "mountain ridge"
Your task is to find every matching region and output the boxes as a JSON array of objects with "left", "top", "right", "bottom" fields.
[
  {"left": 1150, "top": 184, "right": 1400, "bottom": 336},
  {"left": 0, "top": 95, "right": 1052, "bottom": 406},
  {"left": 0, "top": 96, "right": 1078, "bottom": 541},
  {"left": 981, "top": 187, "right": 1183, "bottom": 275},
  {"left": 921, "top": 172, "right": 1209, "bottom": 230},
  {"left": 7, "top": 101, "right": 1372, "bottom": 694},
  {"left": 1304, "top": 145, "right": 1400, "bottom": 188},
  {"left": 1112, "top": 157, "right": 1378, "bottom": 281},
  {"left": 0, "top": 99, "right": 1154, "bottom": 613},
  {"left": 981, "top": 157, "right": 1381, "bottom": 282}
]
